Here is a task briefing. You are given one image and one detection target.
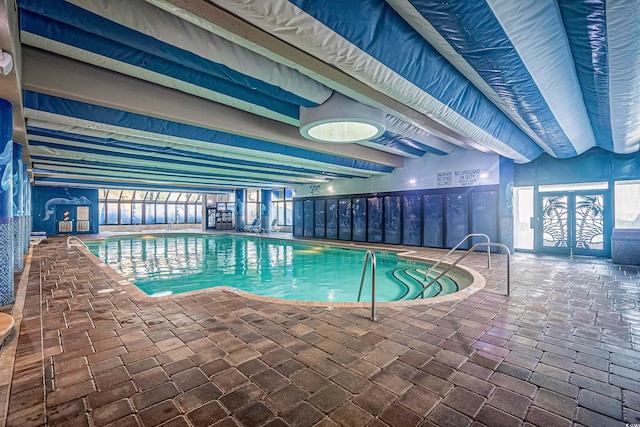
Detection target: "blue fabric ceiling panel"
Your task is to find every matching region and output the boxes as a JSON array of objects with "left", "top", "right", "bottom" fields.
[
  {"left": 28, "top": 139, "right": 331, "bottom": 184},
  {"left": 33, "top": 176, "right": 241, "bottom": 192},
  {"left": 24, "top": 91, "right": 394, "bottom": 174},
  {"left": 402, "top": 0, "right": 581, "bottom": 158},
  {"left": 20, "top": 10, "right": 301, "bottom": 121},
  {"left": 603, "top": 1, "right": 640, "bottom": 154},
  {"left": 27, "top": 127, "right": 357, "bottom": 179},
  {"left": 31, "top": 156, "right": 287, "bottom": 184},
  {"left": 370, "top": 131, "right": 447, "bottom": 156},
  {"left": 18, "top": 0, "right": 320, "bottom": 107},
  {"left": 287, "top": 0, "right": 543, "bottom": 161},
  {"left": 557, "top": 0, "right": 612, "bottom": 152}
]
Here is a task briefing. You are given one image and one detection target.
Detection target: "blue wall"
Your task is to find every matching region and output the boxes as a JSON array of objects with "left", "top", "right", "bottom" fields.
[{"left": 32, "top": 186, "right": 99, "bottom": 235}]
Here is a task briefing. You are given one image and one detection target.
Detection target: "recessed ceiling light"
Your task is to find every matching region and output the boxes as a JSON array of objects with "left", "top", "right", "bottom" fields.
[{"left": 300, "top": 92, "right": 385, "bottom": 143}]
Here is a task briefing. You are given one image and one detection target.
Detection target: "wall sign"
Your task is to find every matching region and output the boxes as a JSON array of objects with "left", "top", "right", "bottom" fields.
[{"left": 437, "top": 169, "right": 483, "bottom": 187}]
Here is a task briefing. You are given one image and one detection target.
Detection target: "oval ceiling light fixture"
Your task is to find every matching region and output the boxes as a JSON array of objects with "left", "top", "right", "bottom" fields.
[{"left": 300, "top": 92, "right": 386, "bottom": 143}]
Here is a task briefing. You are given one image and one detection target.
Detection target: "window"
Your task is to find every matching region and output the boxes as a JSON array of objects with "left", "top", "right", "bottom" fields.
[
  {"left": 98, "top": 189, "right": 203, "bottom": 226},
  {"left": 120, "top": 203, "right": 132, "bottom": 225},
  {"left": 615, "top": 180, "right": 640, "bottom": 228},
  {"left": 271, "top": 187, "right": 293, "bottom": 226},
  {"left": 245, "top": 190, "right": 260, "bottom": 224},
  {"left": 513, "top": 187, "right": 534, "bottom": 250}
]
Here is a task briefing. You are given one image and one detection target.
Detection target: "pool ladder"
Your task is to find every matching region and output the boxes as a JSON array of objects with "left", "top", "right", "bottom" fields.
[{"left": 356, "top": 251, "right": 377, "bottom": 321}]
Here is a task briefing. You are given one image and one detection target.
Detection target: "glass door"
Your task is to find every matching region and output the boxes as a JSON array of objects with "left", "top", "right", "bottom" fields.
[{"left": 537, "top": 190, "right": 609, "bottom": 257}]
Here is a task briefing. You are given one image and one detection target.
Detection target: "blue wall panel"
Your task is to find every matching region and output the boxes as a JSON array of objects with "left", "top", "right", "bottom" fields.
[
  {"left": 423, "top": 194, "right": 444, "bottom": 248},
  {"left": 352, "top": 197, "right": 367, "bottom": 242},
  {"left": 326, "top": 199, "right": 338, "bottom": 239},
  {"left": 471, "top": 191, "right": 499, "bottom": 251},
  {"left": 293, "top": 200, "right": 303, "bottom": 236},
  {"left": 446, "top": 193, "right": 469, "bottom": 248},
  {"left": 338, "top": 199, "right": 352, "bottom": 240},
  {"left": 403, "top": 196, "right": 422, "bottom": 246},
  {"left": 32, "top": 186, "right": 99, "bottom": 235},
  {"left": 303, "top": 200, "right": 314, "bottom": 237},
  {"left": 384, "top": 196, "right": 401, "bottom": 244},
  {"left": 367, "top": 197, "right": 383, "bottom": 243},
  {"left": 314, "top": 199, "right": 326, "bottom": 238}
]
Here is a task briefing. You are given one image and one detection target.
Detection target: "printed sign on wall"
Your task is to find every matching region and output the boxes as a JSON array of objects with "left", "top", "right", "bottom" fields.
[{"left": 437, "top": 169, "right": 484, "bottom": 188}]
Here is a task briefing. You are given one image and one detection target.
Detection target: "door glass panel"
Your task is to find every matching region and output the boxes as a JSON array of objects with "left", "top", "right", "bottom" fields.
[
  {"left": 542, "top": 195, "right": 568, "bottom": 248},
  {"left": 575, "top": 194, "right": 604, "bottom": 250}
]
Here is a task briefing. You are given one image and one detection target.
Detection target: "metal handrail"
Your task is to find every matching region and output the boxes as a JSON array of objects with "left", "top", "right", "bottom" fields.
[
  {"left": 66, "top": 235, "right": 88, "bottom": 249},
  {"left": 420, "top": 242, "right": 511, "bottom": 297},
  {"left": 424, "top": 234, "right": 491, "bottom": 284},
  {"left": 356, "top": 250, "right": 377, "bottom": 321}
]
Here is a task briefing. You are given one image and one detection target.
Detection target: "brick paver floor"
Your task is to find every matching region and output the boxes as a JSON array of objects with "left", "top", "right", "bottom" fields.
[{"left": 3, "top": 236, "right": 640, "bottom": 426}]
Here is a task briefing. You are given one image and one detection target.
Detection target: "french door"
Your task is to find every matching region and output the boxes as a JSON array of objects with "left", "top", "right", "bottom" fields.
[{"left": 537, "top": 191, "right": 610, "bottom": 257}]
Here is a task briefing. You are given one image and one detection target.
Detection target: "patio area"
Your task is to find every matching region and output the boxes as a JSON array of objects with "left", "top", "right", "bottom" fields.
[{"left": 1, "top": 236, "right": 639, "bottom": 426}]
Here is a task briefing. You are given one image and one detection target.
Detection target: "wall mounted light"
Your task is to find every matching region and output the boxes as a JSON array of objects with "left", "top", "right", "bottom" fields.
[
  {"left": 300, "top": 92, "right": 385, "bottom": 143},
  {"left": 0, "top": 50, "right": 13, "bottom": 76}
]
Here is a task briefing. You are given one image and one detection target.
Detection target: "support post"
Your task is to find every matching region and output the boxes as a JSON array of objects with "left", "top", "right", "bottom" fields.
[{"left": 0, "top": 99, "right": 14, "bottom": 305}]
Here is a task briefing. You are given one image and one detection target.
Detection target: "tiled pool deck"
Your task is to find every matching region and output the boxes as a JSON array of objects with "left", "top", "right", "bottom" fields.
[{"left": 1, "top": 235, "right": 640, "bottom": 426}]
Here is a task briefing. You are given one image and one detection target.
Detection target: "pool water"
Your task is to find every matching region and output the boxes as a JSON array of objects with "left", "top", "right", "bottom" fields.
[{"left": 86, "top": 234, "right": 460, "bottom": 302}]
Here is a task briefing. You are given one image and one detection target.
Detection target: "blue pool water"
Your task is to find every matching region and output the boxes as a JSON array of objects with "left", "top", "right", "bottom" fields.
[{"left": 86, "top": 234, "right": 460, "bottom": 302}]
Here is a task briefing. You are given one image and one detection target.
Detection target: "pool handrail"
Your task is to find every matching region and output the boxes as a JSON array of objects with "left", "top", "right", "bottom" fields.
[
  {"left": 424, "top": 233, "right": 491, "bottom": 284},
  {"left": 357, "top": 250, "right": 377, "bottom": 321},
  {"left": 420, "top": 242, "right": 511, "bottom": 298},
  {"left": 66, "top": 235, "right": 88, "bottom": 250}
]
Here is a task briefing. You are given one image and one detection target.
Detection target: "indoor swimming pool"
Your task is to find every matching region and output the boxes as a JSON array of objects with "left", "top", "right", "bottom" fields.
[{"left": 86, "top": 234, "right": 470, "bottom": 302}]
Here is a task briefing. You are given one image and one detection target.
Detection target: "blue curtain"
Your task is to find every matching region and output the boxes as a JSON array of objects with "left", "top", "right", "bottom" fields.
[
  {"left": 384, "top": 196, "right": 401, "bottom": 244},
  {"left": 367, "top": 197, "right": 383, "bottom": 243},
  {"left": 446, "top": 193, "right": 469, "bottom": 248},
  {"left": 338, "top": 199, "right": 352, "bottom": 240},
  {"left": 352, "top": 198, "right": 367, "bottom": 241},
  {"left": 326, "top": 199, "right": 338, "bottom": 239},
  {"left": 402, "top": 196, "right": 422, "bottom": 246},
  {"left": 314, "top": 199, "right": 326, "bottom": 238},
  {"left": 423, "top": 194, "right": 444, "bottom": 247}
]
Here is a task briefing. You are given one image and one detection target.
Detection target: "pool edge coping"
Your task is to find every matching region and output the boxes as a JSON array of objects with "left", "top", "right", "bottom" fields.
[{"left": 77, "top": 234, "right": 487, "bottom": 308}]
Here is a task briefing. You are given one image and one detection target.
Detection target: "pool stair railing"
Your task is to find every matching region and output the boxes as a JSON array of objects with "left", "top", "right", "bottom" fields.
[
  {"left": 356, "top": 250, "right": 377, "bottom": 321},
  {"left": 420, "top": 242, "right": 512, "bottom": 297},
  {"left": 423, "top": 234, "right": 492, "bottom": 283},
  {"left": 66, "top": 235, "right": 89, "bottom": 250}
]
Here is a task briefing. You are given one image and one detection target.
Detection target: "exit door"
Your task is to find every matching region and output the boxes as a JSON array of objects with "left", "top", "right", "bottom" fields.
[{"left": 536, "top": 191, "right": 610, "bottom": 257}]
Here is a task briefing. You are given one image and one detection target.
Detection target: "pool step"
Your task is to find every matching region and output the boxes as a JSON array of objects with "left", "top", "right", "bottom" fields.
[
  {"left": 390, "top": 268, "right": 424, "bottom": 300},
  {"left": 389, "top": 267, "right": 459, "bottom": 300}
]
